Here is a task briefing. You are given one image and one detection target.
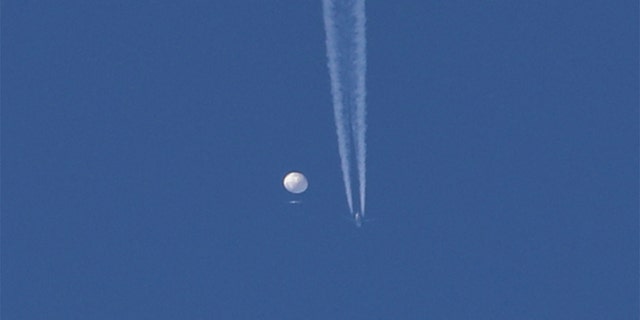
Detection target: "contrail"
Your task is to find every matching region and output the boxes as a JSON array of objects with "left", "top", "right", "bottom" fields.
[
  {"left": 322, "top": 0, "right": 367, "bottom": 217},
  {"left": 322, "top": 0, "right": 354, "bottom": 214},
  {"left": 353, "top": 0, "right": 367, "bottom": 216}
]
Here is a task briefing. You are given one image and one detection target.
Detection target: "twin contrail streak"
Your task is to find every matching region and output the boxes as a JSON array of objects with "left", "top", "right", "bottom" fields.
[{"left": 322, "top": 0, "right": 367, "bottom": 217}]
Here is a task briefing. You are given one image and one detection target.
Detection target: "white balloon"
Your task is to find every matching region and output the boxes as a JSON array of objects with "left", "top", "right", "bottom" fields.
[{"left": 283, "top": 172, "right": 308, "bottom": 194}]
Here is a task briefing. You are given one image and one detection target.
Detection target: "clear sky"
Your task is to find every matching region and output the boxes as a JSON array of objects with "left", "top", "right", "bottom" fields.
[{"left": 3, "top": 1, "right": 638, "bottom": 319}]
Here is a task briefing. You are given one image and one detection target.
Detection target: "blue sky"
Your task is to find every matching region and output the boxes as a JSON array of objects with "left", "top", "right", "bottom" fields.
[{"left": 3, "top": 1, "right": 638, "bottom": 319}]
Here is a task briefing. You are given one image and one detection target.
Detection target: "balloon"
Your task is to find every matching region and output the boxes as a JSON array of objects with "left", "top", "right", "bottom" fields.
[{"left": 283, "top": 172, "right": 308, "bottom": 194}]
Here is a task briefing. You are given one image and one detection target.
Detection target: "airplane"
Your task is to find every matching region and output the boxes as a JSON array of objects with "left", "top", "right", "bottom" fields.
[
  {"left": 341, "top": 211, "right": 371, "bottom": 228},
  {"left": 353, "top": 211, "right": 363, "bottom": 228}
]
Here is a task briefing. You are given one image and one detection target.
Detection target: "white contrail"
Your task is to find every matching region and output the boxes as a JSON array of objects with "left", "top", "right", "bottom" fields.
[
  {"left": 353, "top": 0, "right": 367, "bottom": 216},
  {"left": 322, "top": 0, "right": 366, "bottom": 217},
  {"left": 323, "top": 0, "right": 354, "bottom": 214}
]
